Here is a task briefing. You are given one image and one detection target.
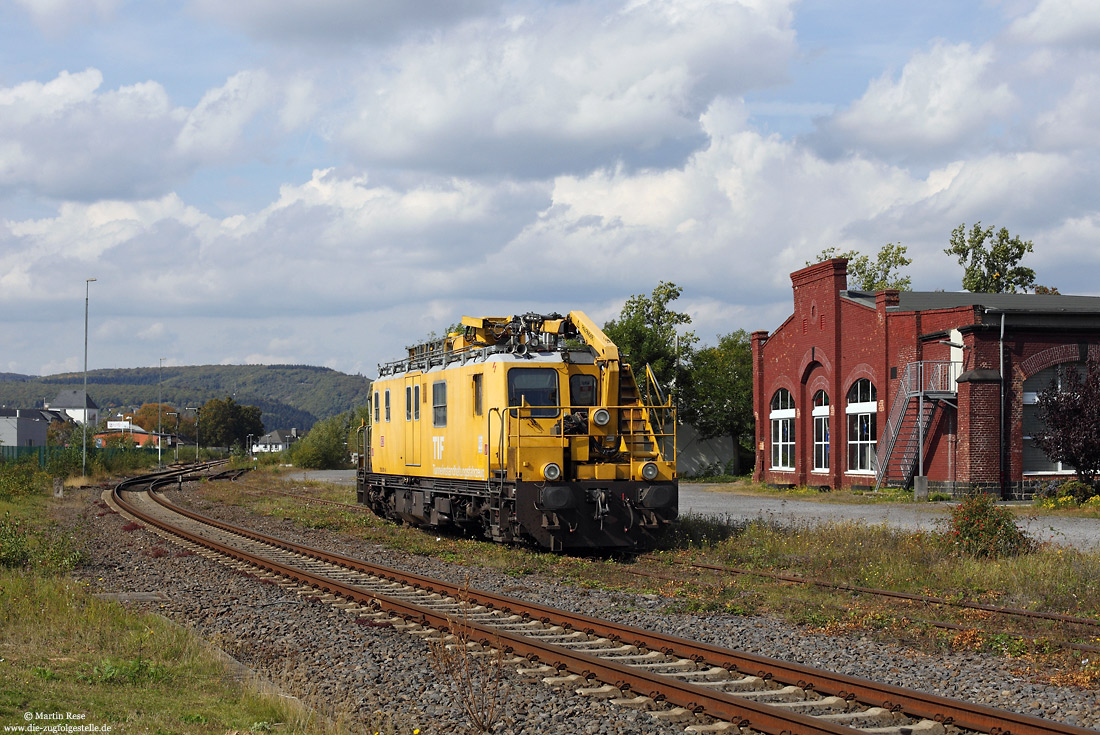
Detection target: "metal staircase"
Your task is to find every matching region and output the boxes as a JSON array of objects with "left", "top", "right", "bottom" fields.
[{"left": 874, "top": 361, "right": 960, "bottom": 491}]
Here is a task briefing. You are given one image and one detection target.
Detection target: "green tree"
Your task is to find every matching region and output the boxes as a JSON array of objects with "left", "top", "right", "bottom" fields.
[
  {"left": 130, "top": 403, "right": 175, "bottom": 434},
  {"left": 602, "top": 282, "right": 696, "bottom": 393},
  {"left": 197, "top": 397, "right": 264, "bottom": 449},
  {"left": 289, "top": 411, "right": 355, "bottom": 469},
  {"left": 809, "top": 243, "right": 912, "bottom": 291},
  {"left": 680, "top": 331, "right": 754, "bottom": 474},
  {"left": 944, "top": 222, "right": 1037, "bottom": 293}
]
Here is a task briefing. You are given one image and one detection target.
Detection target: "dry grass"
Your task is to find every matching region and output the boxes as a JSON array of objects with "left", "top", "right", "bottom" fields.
[
  {"left": 0, "top": 570, "right": 363, "bottom": 734},
  {"left": 200, "top": 469, "right": 1100, "bottom": 688}
]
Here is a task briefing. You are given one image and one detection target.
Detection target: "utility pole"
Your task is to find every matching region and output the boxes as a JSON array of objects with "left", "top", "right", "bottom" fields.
[
  {"left": 158, "top": 357, "right": 165, "bottom": 466},
  {"left": 82, "top": 277, "right": 96, "bottom": 478}
]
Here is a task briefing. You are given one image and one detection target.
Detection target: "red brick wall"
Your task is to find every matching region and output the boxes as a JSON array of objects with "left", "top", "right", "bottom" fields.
[{"left": 755, "top": 261, "right": 1100, "bottom": 495}]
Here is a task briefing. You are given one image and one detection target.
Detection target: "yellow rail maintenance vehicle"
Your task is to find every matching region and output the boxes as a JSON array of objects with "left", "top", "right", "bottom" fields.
[{"left": 356, "top": 312, "right": 677, "bottom": 550}]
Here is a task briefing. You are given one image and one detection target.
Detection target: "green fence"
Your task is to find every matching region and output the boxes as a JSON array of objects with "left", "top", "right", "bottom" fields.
[{"left": 0, "top": 445, "right": 160, "bottom": 468}]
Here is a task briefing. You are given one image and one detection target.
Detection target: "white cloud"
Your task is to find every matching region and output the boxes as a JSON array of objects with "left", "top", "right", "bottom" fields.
[
  {"left": 12, "top": 0, "right": 120, "bottom": 35},
  {"left": 0, "top": 69, "right": 183, "bottom": 199},
  {"left": 5, "top": 0, "right": 1100, "bottom": 377},
  {"left": 337, "top": 0, "right": 797, "bottom": 176},
  {"left": 813, "top": 41, "right": 1016, "bottom": 161},
  {"left": 1031, "top": 73, "right": 1100, "bottom": 149},
  {"left": 188, "top": 0, "right": 501, "bottom": 44},
  {"left": 0, "top": 67, "right": 307, "bottom": 201},
  {"left": 175, "top": 70, "right": 276, "bottom": 160},
  {"left": 1008, "top": 0, "right": 1100, "bottom": 46}
]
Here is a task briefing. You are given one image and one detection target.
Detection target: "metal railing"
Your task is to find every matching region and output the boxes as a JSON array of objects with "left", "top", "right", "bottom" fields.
[
  {"left": 875, "top": 361, "right": 961, "bottom": 490},
  {"left": 499, "top": 403, "right": 677, "bottom": 465}
]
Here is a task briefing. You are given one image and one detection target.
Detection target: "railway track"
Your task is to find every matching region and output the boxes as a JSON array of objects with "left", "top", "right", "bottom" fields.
[
  {"left": 229, "top": 479, "right": 1100, "bottom": 652},
  {"left": 108, "top": 469, "right": 1096, "bottom": 735}
]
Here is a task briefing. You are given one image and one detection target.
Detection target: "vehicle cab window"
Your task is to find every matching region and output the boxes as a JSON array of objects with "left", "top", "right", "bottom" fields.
[
  {"left": 569, "top": 374, "right": 597, "bottom": 407},
  {"left": 508, "top": 368, "right": 559, "bottom": 417}
]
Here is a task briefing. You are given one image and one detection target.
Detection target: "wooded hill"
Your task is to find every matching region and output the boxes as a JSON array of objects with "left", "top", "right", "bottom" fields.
[{"left": 0, "top": 364, "right": 372, "bottom": 433}]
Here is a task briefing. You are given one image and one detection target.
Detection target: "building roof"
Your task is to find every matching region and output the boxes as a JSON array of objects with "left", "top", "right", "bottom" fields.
[
  {"left": 47, "top": 390, "right": 99, "bottom": 409},
  {"left": 841, "top": 290, "right": 1100, "bottom": 315},
  {"left": 0, "top": 408, "right": 64, "bottom": 421},
  {"left": 257, "top": 429, "right": 297, "bottom": 444}
]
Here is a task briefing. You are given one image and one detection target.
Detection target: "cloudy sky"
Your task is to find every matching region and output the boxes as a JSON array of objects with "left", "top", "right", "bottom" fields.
[{"left": 2, "top": 0, "right": 1099, "bottom": 378}]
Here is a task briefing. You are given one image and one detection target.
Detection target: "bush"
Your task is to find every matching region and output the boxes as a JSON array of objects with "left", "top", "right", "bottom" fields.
[
  {"left": 0, "top": 512, "right": 84, "bottom": 573},
  {"left": 0, "top": 457, "right": 50, "bottom": 500},
  {"left": 1055, "top": 479, "right": 1095, "bottom": 503},
  {"left": 45, "top": 446, "right": 83, "bottom": 478},
  {"left": 0, "top": 513, "right": 31, "bottom": 567},
  {"left": 658, "top": 513, "right": 747, "bottom": 549},
  {"left": 287, "top": 412, "right": 352, "bottom": 469},
  {"left": 942, "top": 493, "right": 1034, "bottom": 558},
  {"left": 1033, "top": 478, "right": 1100, "bottom": 508}
]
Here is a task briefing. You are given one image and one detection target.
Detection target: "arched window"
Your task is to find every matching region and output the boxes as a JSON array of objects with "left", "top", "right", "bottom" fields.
[
  {"left": 846, "top": 379, "right": 877, "bottom": 473},
  {"left": 1022, "top": 361, "right": 1084, "bottom": 473},
  {"left": 812, "top": 390, "right": 829, "bottom": 472},
  {"left": 770, "top": 388, "right": 795, "bottom": 470}
]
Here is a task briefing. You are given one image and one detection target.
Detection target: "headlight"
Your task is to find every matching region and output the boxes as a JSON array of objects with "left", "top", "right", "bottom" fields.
[
  {"left": 641, "top": 462, "right": 659, "bottom": 481},
  {"left": 592, "top": 408, "right": 611, "bottom": 426},
  {"left": 543, "top": 462, "right": 562, "bottom": 481}
]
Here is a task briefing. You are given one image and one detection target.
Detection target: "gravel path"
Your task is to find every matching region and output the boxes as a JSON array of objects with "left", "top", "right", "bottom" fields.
[
  {"left": 71, "top": 483, "right": 1100, "bottom": 733},
  {"left": 678, "top": 484, "right": 1100, "bottom": 551}
]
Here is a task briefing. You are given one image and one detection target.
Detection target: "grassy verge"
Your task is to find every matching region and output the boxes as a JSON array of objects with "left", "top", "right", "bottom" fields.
[
  {"left": 202, "top": 470, "right": 1100, "bottom": 688},
  {"left": 0, "top": 468, "right": 361, "bottom": 735},
  {"left": 684, "top": 478, "right": 922, "bottom": 505},
  {"left": 687, "top": 476, "right": 1100, "bottom": 517},
  {"left": 0, "top": 571, "right": 351, "bottom": 734}
]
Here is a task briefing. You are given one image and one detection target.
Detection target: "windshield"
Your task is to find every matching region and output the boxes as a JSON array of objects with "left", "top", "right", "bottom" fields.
[{"left": 508, "top": 368, "right": 559, "bottom": 417}]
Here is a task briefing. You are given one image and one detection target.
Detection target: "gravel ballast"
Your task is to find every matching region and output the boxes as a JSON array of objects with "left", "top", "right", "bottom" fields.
[{"left": 72, "top": 483, "right": 1100, "bottom": 733}]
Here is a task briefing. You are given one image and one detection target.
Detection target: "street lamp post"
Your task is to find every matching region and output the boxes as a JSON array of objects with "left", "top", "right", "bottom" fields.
[
  {"left": 246, "top": 433, "right": 254, "bottom": 460},
  {"left": 167, "top": 412, "right": 179, "bottom": 463},
  {"left": 124, "top": 415, "right": 133, "bottom": 447},
  {"left": 158, "top": 358, "right": 165, "bottom": 466},
  {"left": 82, "top": 277, "right": 96, "bottom": 478}
]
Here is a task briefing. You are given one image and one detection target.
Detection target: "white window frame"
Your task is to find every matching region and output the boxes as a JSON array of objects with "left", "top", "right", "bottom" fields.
[
  {"left": 812, "top": 390, "right": 829, "bottom": 473},
  {"left": 770, "top": 389, "right": 795, "bottom": 471},
  {"left": 846, "top": 379, "right": 877, "bottom": 475},
  {"left": 1022, "top": 362, "right": 1083, "bottom": 474}
]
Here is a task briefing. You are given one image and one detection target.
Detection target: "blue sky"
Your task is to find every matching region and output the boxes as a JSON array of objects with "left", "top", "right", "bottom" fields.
[{"left": 2, "top": 0, "right": 1099, "bottom": 378}]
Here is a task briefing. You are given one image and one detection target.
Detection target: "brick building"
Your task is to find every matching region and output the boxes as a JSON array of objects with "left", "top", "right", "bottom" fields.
[{"left": 752, "top": 259, "right": 1100, "bottom": 497}]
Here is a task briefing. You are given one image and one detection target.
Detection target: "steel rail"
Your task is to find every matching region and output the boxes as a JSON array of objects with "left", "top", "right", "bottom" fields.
[
  {"left": 114, "top": 478, "right": 1095, "bottom": 735},
  {"left": 113, "top": 483, "right": 863, "bottom": 735},
  {"left": 230, "top": 479, "right": 1100, "bottom": 632},
  {"left": 640, "top": 557, "right": 1100, "bottom": 630},
  {"left": 622, "top": 566, "right": 1100, "bottom": 656}
]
